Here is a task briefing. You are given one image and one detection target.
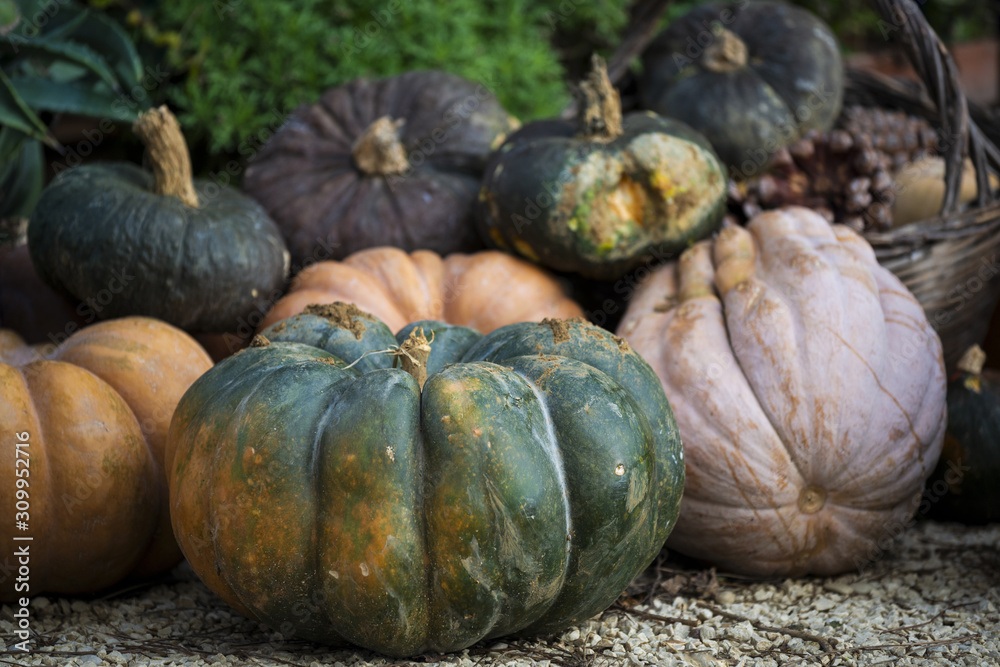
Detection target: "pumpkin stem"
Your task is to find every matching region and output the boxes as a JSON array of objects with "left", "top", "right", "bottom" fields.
[
  {"left": 132, "top": 106, "right": 200, "bottom": 208},
  {"left": 957, "top": 344, "right": 986, "bottom": 376},
  {"left": 396, "top": 327, "right": 433, "bottom": 389},
  {"left": 578, "top": 54, "right": 623, "bottom": 142},
  {"left": 702, "top": 27, "right": 748, "bottom": 73},
  {"left": 712, "top": 224, "right": 757, "bottom": 297},
  {"left": 352, "top": 116, "right": 410, "bottom": 176}
]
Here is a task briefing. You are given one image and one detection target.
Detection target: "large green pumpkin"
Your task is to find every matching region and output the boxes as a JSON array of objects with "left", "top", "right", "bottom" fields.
[
  {"left": 477, "top": 57, "right": 726, "bottom": 280},
  {"left": 166, "top": 304, "right": 683, "bottom": 656},
  {"left": 639, "top": 1, "right": 843, "bottom": 173},
  {"left": 28, "top": 107, "right": 289, "bottom": 333}
]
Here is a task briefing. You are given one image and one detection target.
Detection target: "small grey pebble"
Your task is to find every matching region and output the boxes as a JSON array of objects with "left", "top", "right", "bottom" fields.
[
  {"left": 814, "top": 596, "right": 837, "bottom": 611},
  {"left": 825, "top": 581, "right": 854, "bottom": 595},
  {"left": 716, "top": 590, "right": 737, "bottom": 605},
  {"left": 852, "top": 582, "right": 875, "bottom": 594}
]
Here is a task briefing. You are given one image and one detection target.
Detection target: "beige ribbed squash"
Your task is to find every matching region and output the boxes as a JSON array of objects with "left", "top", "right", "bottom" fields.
[{"left": 617, "top": 207, "right": 946, "bottom": 576}]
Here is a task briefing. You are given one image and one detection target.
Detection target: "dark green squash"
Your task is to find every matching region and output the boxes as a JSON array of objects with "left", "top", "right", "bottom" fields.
[
  {"left": 166, "top": 303, "right": 684, "bottom": 656},
  {"left": 639, "top": 1, "right": 843, "bottom": 174},
  {"left": 27, "top": 107, "right": 289, "bottom": 333},
  {"left": 477, "top": 57, "right": 727, "bottom": 281},
  {"left": 927, "top": 346, "right": 1000, "bottom": 525}
]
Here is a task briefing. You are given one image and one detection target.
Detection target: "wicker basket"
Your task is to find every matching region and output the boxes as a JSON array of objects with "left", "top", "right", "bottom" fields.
[{"left": 848, "top": 0, "right": 1000, "bottom": 372}]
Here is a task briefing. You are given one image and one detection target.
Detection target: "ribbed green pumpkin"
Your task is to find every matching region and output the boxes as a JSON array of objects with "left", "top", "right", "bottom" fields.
[{"left": 166, "top": 304, "right": 683, "bottom": 656}]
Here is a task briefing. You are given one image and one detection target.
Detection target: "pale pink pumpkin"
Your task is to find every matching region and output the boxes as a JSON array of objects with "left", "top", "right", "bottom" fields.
[{"left": 617, "top": 207, "right": 946, "bottom": 576}]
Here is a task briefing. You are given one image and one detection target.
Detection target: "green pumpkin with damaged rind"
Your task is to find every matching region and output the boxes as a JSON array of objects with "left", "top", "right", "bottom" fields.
[
  {"left": 477, "top": 113, "right": 727, "bottom": 280},
  {"left": 166, "top": 305, "right": 683, "bottom": 657}
]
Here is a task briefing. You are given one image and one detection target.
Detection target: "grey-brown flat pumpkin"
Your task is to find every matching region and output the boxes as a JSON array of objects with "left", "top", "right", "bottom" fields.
[{"left": 242, "top": 70, "right": 517, "bottom": 268}]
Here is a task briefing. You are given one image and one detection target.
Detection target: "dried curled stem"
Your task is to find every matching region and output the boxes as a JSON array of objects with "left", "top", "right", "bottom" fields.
[
  {"left": 132, "top": 106, "right": 199, "bottom": 208},
  {"left": 579, "top": 54, "right": 623, "bottom": 142},
  {"left": 352, "top": 116, "right": 410, "bottom": 176}
]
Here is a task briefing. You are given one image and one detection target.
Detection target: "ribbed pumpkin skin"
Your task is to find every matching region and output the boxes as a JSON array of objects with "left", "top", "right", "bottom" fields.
[
  {"left": 617, "top": 207, "right": 945, "bottom": 576},
  {"left": 640, "top": 1, "right": 843, "bottom": 171},
  {"left": 927, "top": 368, "right": 1000, "bottom": 524},
  {"left": 242, "top": 71, "right": 515, "bottom": 267},
  {"left": 166, "top": 311, "right": 683, "bottom": 656},
  {"left": 259, "top": 246, "right": 584, "bottom": 334},
  {"left": 28, "top": 163, "right": 289, "bottom": 333},
  {"left": 0, "top": 318, "right": 212, "bottom": 601},
  {"left": 477, "top": 114, "right": 727, "bottom": 280}
]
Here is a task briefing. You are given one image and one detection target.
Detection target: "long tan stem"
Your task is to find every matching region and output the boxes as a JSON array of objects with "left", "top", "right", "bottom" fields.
[
  {"left": 579, "top": 54, "right": 623, "bottom": 142},
  {"left": 132, "top": 106, "right": 199, "bottom": 208}
]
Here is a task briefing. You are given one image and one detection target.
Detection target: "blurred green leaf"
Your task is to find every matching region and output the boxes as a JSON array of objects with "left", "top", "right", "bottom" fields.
[
  {"left": 0, "top": 131, "right": 42, "bottom": 218},
  {"left": 1, "top": 34, "right": 122, "bottom": 90},
  {"left": 8, "top": 74, "right": 139, "bottom": 120},
  {"left": 0, "top": 68, "right": 54, "bottom": 145},
  {"left": 0, "top": 0, "right": 18, "bottom": 35},
  {"left": 63, "top": 9, "right": 144, "bottom": 87}
]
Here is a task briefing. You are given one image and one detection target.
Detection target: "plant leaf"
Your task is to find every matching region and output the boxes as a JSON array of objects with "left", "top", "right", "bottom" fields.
[
  {"left": 59, "top": 8, "right": 144, "bottom": 88},
  {"left": 0, "top": 34, "right": 122, "bottom": 90},
  {"left": 0, "top": 133, "right": 42, "bottom": 218},
  {"left": 35, "top": 7, "right": 87, "bottom": 42},
  {"left": 8, "top": 74, "right": 140, "bottom": 121},
  {"left": 0, "top": 124, "right": 24, "bottom": 162},
  {"left": 0, "top": 67, "right": 55, "bottom": 145}
]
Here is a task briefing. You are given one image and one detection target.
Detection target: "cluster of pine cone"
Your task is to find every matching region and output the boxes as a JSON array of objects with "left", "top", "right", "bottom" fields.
[{"left": 729, "top": 106, "right": 940, "bottom": 232}]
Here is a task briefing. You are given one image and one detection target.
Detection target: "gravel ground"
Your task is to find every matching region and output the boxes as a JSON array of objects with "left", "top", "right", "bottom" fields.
[{"left": 2, "top": 520, "right": 998, "bottom": 667}]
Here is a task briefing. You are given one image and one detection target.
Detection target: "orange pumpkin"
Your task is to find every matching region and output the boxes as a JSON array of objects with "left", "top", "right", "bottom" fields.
[
  {"left": 0, "top": 317, "right": 212, "bottom": 600},
  {"left": 259, "top": 247, "right": 584, "bottom": 334}
]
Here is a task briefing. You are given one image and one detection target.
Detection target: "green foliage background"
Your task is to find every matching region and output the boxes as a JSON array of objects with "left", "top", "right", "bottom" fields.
[
  {"left": 133, "top": 0, "right": 633, "bottom": 155},
  {"left": 91, "top": 0, "right": 995, "bottom": 166}
]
